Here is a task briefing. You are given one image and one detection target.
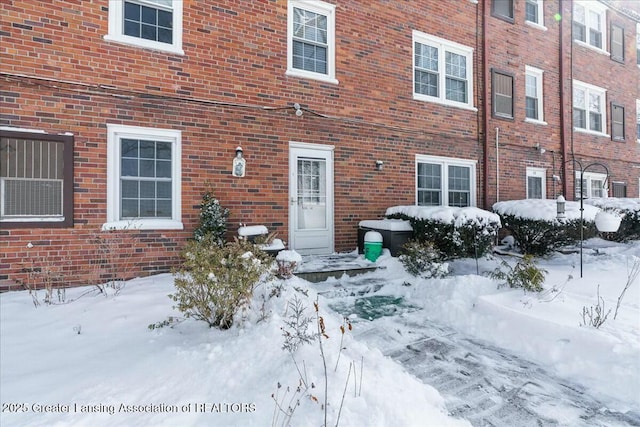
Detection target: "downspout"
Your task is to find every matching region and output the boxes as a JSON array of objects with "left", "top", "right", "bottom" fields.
[
  {"left": 559, "top": 0, "right": 569, "bottom": 197},
  {"left": 495, "top": 127, "right": 500, "bottom": 202},
  {"left": 482, "top": 0, "right": 490, "bottom": 208}
]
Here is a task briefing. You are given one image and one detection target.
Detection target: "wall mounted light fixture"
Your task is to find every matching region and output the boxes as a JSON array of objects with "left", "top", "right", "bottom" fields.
[
  {"left": 375, "top": 160, "right": 384, "bottom": 171},
  {"left": 534, "top": 143, "right": 546, "bottom": 154},
  {"left": 293, "top": 103, "right": 303, "bottom": 117}
]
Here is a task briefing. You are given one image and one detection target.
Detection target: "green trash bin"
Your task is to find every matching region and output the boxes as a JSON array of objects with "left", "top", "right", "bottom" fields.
[{"left": 364, "top": 231, "right": 383, "bottom": 262}]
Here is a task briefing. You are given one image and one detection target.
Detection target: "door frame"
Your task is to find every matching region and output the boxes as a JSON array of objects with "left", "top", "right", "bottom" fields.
[{"left": 288, "top": 141, "right": 335, "bottom": 254}]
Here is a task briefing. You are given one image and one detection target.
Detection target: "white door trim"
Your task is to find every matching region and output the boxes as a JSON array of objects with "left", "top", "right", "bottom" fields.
[{"left": 289, "top": 141, "right": 335, "bottom": 254}]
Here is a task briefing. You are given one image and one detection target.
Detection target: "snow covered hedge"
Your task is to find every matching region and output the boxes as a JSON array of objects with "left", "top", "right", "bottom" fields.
[
  {"left": 585, "top": 198, "right": 640, "bottom": 242},
  {"left": 385, "top": 206, "right": 501, "bottom": 259},
  {"left": 492, "top": 199, "right": 597, "bottom": 255}
]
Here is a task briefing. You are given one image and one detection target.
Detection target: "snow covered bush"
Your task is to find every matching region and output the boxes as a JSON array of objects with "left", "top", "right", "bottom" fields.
[
  {"left": 276, "top": 250, "right": 302, "bottom": 279},
  {"left": 493, "top": 199, "right": 597, "bottom": 256},
  {"left": 386, "top": 206, "right": 500, "bottom": 259},
  {"left": 585, "top": 198, "right": 640, "bottom": 242},
  {"left": 489, "top": 255, "right": 547, "bottom": 293},
  {"left": 171, "top": 236, "right": 273, "bottom": 329},
  {"left": 399, "top": 240, "right": 449, "bottom": 278},
  {"left": 193, "top": 191, "right": 230, "bottom": 245}
]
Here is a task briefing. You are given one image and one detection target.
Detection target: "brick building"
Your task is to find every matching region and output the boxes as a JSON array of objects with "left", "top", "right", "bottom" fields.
[{"left": 1, "top": 0, "right": 639, "bottom": 289}]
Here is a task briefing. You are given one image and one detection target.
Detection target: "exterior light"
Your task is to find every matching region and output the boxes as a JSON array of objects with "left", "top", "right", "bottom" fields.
[{"left": 375, "top": 160, "right": 384, "bottom": 171}]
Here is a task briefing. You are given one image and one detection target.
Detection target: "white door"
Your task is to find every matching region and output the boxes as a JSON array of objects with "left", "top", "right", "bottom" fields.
[{"left": 289, "top": 142, "right": 334, "bottom": 254}]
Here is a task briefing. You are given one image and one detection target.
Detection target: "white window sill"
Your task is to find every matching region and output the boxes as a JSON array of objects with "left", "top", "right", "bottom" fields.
[
  {"left": 103, "top": 34, "right": 184, "bottom": 56},
  {"left": 102, "top": 219, "right": 184, "bottom": 231},
  {"left": 573, "top": 40, "right": 609, "bottom": 57},
  {"left": 413, "top": 94, "right": 478, "bottom": 112},
  {"left": 525, "top": 21, "right": 547, "bottom": 31},
  {"left": 286, "top": 69, "right": 338, "bottom": 85},
  {"left": 525, "top": 118, "right": 548, "bottom": 125},
  {"left": 574, "top": 127, "right": 610, "bottom": 138}
]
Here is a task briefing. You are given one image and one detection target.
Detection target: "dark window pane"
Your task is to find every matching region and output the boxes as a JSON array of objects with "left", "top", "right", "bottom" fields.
[
  {"left": 124, "top": 20, "right": 140, "bottom": 37},
  {"left": 590, "top": 113, "right": 602, "bottom": 132},
  {"left": 526, "top": 97, "right": 538, "bottom": 119},
  {"left": 121, "top": 159, "right": 138, "bottom": 177},
  {"left": 121, "top": 180, "right": 138, "bottom": 198},
  {"left": 157, "top": 181, "right": 171, "bottom": 198},
  {"left": 156, "top": 142, "right": 171, "bottom": 159},
  {"left": 156, "top": 161, "right": 171, "bottom": 178},
  {"left": 121, "top": 199, "right": 138, "bottom": 218},
  {"left": 140, "top": 159, "right": 155, "bottom": 177},
  {"left": 139, "top": 140, "right": 155, "bottom": 158},
  {"left": 141, "top": 24, "right": 156, "bottom": 40},
  {"left": 493, "top": 0, "right": 514, "bottom": 19},
  {"left": 574, "top": 109, "right": 586, "bottom": 129},
  {"left": 121, "top": 139, "right": 138, "bottom": 157},
  {"left": 158, "top": 10, "right": 172, "bottom": 28},
  {"left": 158, "top": 28, "right": 172, "bottom": 43},
  {"left": 156, "top": 200, "right": 172, "bottom": 217},
  {"left": 140, "top": 181, "right": 155, "bottom": 198},
  {"left": 124, "top": 2, "right": 141, "bottom": 20},
  {"left": 525, "top": 1, "right": 537, "bottom": 22},
  {"left": 139, "top": 199, "right": 155, "bottom": 217},
  {"left": 142, "top": 6, "right": 157, "bottom": 25},
  {"left": 573, "top": 23, "right": 586, "bottom": 42}
]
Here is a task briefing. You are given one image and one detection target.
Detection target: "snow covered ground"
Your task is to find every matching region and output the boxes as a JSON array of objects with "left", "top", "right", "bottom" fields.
[{"left": 1, "top": 237, "right": 638, "bottom": 426}]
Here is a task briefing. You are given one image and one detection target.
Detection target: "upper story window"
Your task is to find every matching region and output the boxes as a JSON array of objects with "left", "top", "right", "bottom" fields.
[
  {"left": 105, "top": 124, "right": 182, "bottom": 231},
  {"left": 105, "top": 0, "right": 184, "bottom": 55},
  {"left": 610, "top": 24, "right": 625, "bottom": 63},
  {"left": 573, "top": 80, "right": 607, "bottom": 136},
  {"left": 413, "top": 31, "right": 475, "bottom": 110},
  {"left": 636, "top": 24, "right": 640, "bottom": 66},
  {"left": 636, "top": 99, "right": 640, "bottom": 142},
  {"left": 525, "top": 0, "right": 545, "bottom": 28},
  {"left": 573, "top": 1, "right": 607, "bottom": 53},
  {"left": 492, "top": 69, "right": 513, "bottom": 119},
  {"left": 525, "top": 66, "right": 545, "bottom": 124},
  {"left": 492, "top": 0, "right": 514, "bottom": 23},
  {"left": 611, "top": 103, "right": 625, "bottom": 141},
  {"left": 416, "top": 155, "right": 476, "bottom": 207},
  {"left": 0, "top": 129, "right": 74, "bottom": 228},
  {"left": 287, "top": 0, "right": 337, "bottom": 84}
]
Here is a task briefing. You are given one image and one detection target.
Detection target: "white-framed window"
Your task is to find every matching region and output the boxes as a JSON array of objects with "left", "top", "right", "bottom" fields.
[
  {"left": 526, "top": 167, "right": 546, "bottom": 199},
  {"left": 575, "top": 171, "right": 607, "bottom": 199},
  {"left": 105, "top": 124, "right": 182, "bottom": 230},
  {"left": 573, "top": 1, "right": 607, "bottom": 53},
  {"left": 573, "top": 80, "right": 607, "bottom": 136},
  {"left": 0, "top": 128, "right": 74, "bottom": 227},
  {"left": 525, "top": 66, "right": 546, "bottom": 124},
  {"left": 525, "top": 0, "right": 546, "bottom": 29},
  {"left": 636, "top": 99, "right": 640, "bottom": 142},
  {"left": 286, "top": 0, "right": 337, "bottom": 84},
  {"left": 413, "top": 31, "right": 475, "bottom": 110},
  {"left": 636, "top": 24, "right": 640, "bottom": 66},
  {"left": 105, "top": 0, "right": 184, "bottom": 55},
  {"left": 416, "top": 155, "right": 477, "bottom": 207}
]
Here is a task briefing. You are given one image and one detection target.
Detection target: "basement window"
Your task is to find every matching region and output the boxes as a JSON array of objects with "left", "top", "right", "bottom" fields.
[{"left": 0, "top": 129, "right": 74, "bottom": 227}]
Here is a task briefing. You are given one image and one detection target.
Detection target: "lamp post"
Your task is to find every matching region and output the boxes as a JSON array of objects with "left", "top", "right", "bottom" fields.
[{"left": 557, "top": 160, "right": 618, "bottom": 278}]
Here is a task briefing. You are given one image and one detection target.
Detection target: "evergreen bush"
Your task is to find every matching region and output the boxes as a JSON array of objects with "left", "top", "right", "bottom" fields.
[
  {"left": 489, "top": 255, "right": 547, "bottom": 292},
  {"left": 386, "top": 209, "right": 500, "bottom": 260},
  {"left": 399, "top": 240, "right": 449, "bottom": 278},
  {"left": 498, "top": 214, "right": 595, "bottom": 256},
  {"left": 171, "top": 236, "right": 273, "bottom": 329},
  {"left": 194, "top": 191, "right": 230, "bottom": 245}
]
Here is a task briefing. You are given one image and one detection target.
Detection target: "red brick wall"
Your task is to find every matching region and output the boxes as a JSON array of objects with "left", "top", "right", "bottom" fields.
[{"left": 1, "top": 0, "right": 638, "bottom": 289}]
